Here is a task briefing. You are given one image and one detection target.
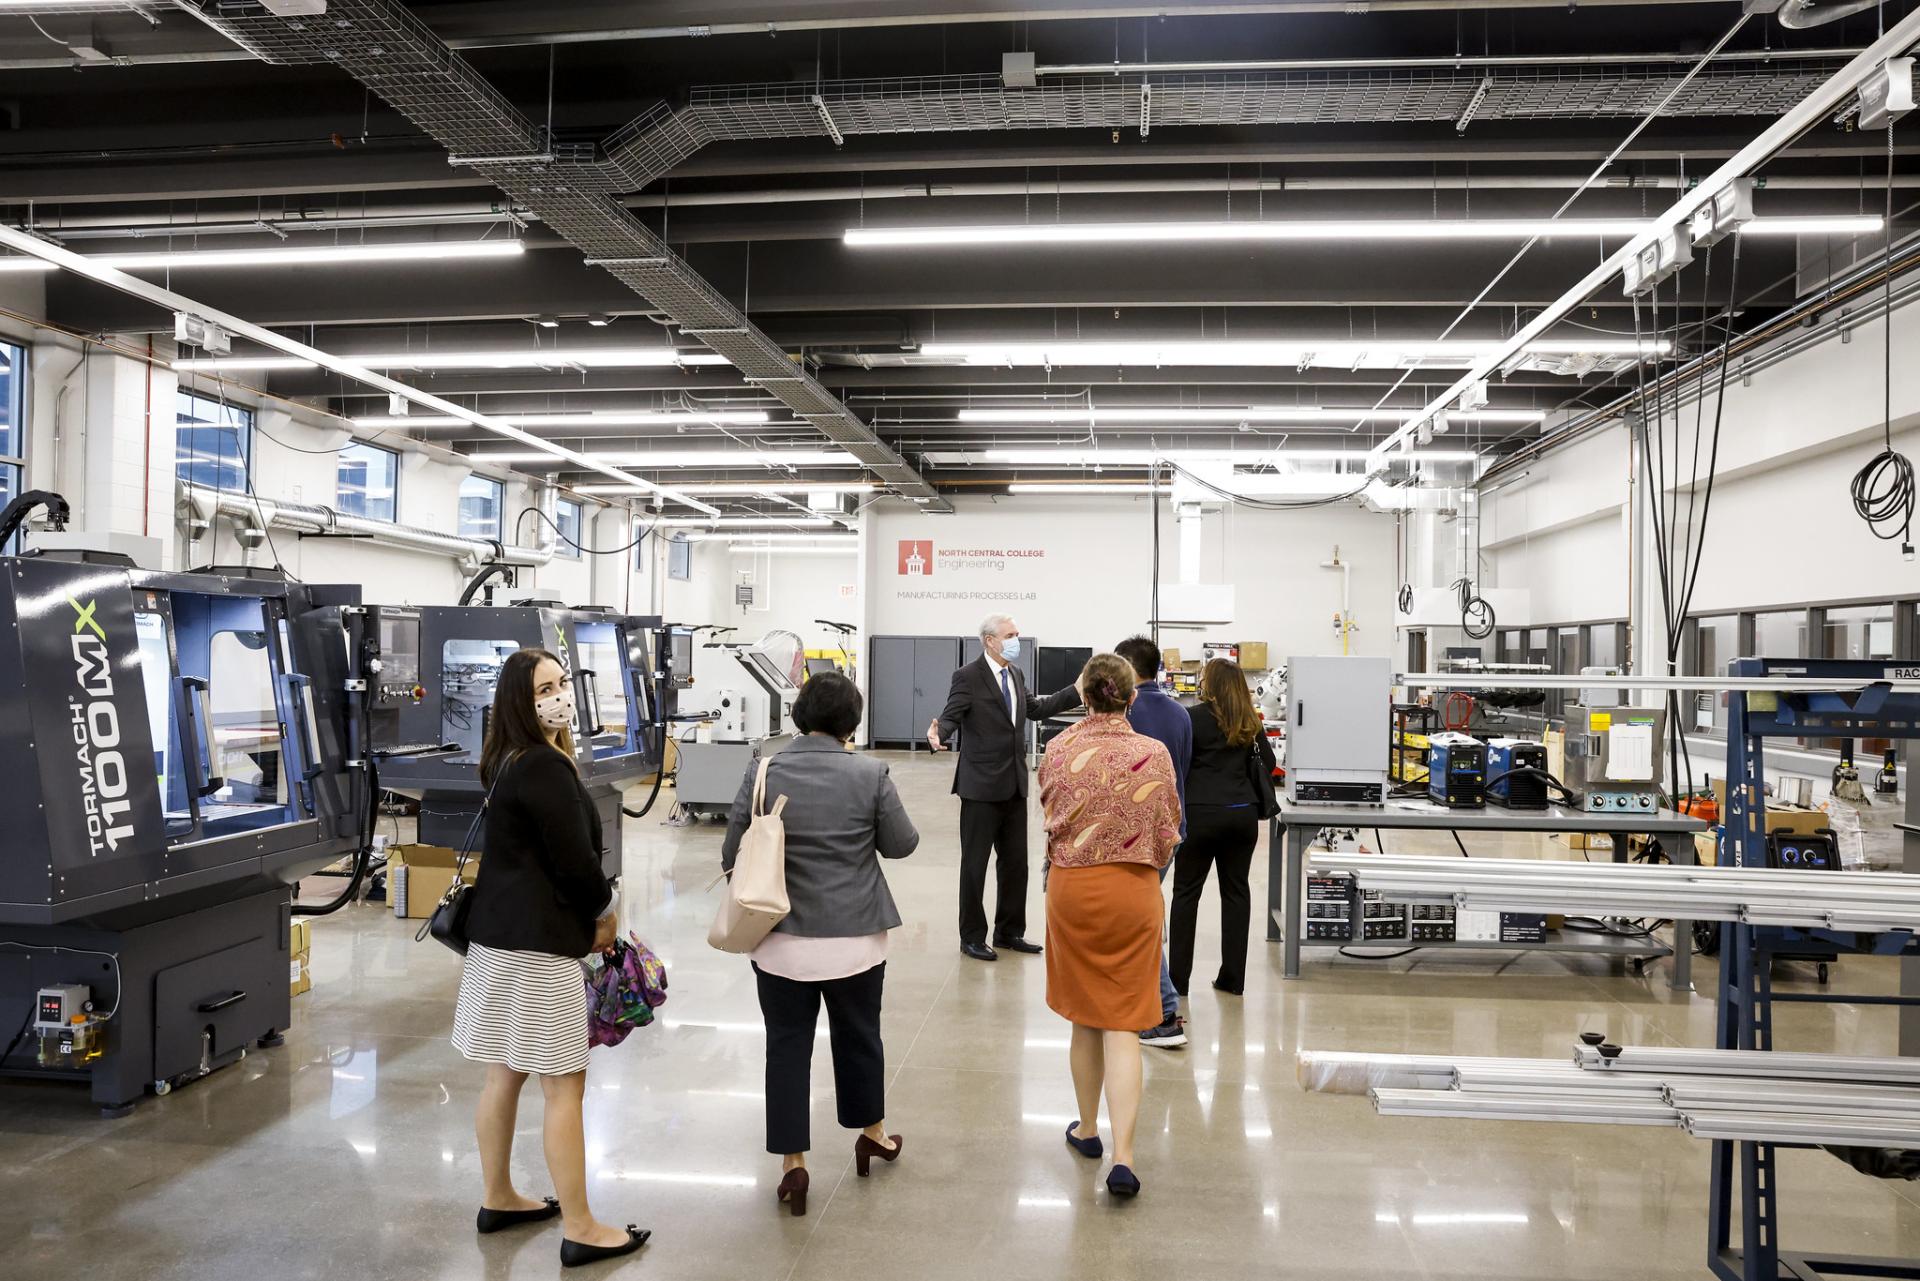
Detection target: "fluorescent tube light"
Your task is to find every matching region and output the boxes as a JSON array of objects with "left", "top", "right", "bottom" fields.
[
  {"left": 175, "top": 347, "right": 730, "bottom": 372},
  {"left": 654, "top": 517, "right": 837, "bottom": 528},
  {"left": 466, "top": 449, "right": 856, "bottom": 469},
  {"left": 683, "top": 533, "right": 860, "bottom": 543},
  {"left": 951, "top": 448, "right": 1476, "bottom": 466},
  {"left": 726, "top": 546, "right": 860, "bottom": 556},
  {"left": 1007, "top": 483, "right": 1160, "bottom": 494},
  {"left": 0, "top": 240, "right": 526, "bottom": 273},
  {"left": 915, "top": 339, "right": 1668, "bottom": 368},
  {"left": 577, "top": 481, "right": 876, "bottom": 496},
  {"left": 845, "top": 217, "right": 1878, "bottom": 248},
  {"left": 956, "top": 406, "right": 1545, "bottom": 425},
  {"left": 351, "top": 410, "right": 771, "bottom": 429},
  {"left": 1737, "top": 215, "right": 1885, "bottom": 237},
  {"left": 847, "top": 219, "right": 1649, "bottom": 247}
]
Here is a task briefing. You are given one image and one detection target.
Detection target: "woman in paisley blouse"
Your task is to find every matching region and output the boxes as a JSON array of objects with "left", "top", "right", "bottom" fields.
[{"left": 1038, "top": 652, "right": 1182, "bottom": 1200}]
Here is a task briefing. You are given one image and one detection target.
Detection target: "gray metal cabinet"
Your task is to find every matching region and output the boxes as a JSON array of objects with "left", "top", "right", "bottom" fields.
[{"left": 868, "top": 635, "right": 962, "bottom": 745}]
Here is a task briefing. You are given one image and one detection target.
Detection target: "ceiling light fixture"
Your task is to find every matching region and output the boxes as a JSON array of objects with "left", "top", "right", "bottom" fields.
[
  {"left": 576, "top": 481, "right": 877, "bottom": 496},
  {"left": 843, "top": 216, "right": 1879, "bottom": 248},
  {"left": 955, "top": 407, "right": 1546, "bottom": 425},
  {"left": 938, "top": 447, "right": 1477, "bottom": 466},
  {"left": 351, "top": 410, "right": 772, "bottom": 429},
  {"left": 653, "top": 517, "right": 838, "bottom": 529},
  {"left": 0, "top": 239, "right": 528, "bottom": 273},
  {"left": 0, "top": 221, "right": 719, "bottom": 516},
  {"left": 463, "top": 449, "right": 858, "bottom": 469},
  {"left": 175, "top": 347, "right": 731, "bottom": 373},
  {"left": 914, "top": 339, "right": 1669, "bottom": 368},
  {"left": 725, "top": 546, "right": 861, "bottom": 556},
  {"left": 682, "top": 532, "right": 860, "bottom": 543},
  {"left": 1006, "top": 483, "right": 1161, "bottom": 494}
]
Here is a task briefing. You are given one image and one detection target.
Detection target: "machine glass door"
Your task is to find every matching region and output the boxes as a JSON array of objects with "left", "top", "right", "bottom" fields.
[
  {"left": 201, "top": 623, "right": 296, "bottom": 836},
  {"left": 441, "top": 638, "right": 518, "bottom": 762},
  {"left": 133, "top": 609, "right": 197, "bottom": 837},
  {"left": 573, "top": 620, "right": 639, "bottom": 761}
]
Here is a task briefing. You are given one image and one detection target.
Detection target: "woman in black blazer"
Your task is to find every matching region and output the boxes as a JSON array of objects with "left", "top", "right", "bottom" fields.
[
  {"left": 451, "top": 648, "right": 648, "bottom": 1269},
  {"left": 1172, "top": 660, "right": 1279, "bottom": 997}
]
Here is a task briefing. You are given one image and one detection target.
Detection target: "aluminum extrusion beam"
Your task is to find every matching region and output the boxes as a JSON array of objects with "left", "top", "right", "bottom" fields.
[
  {"left": 1575, "top": 1046, "right": 1920, "bottom": 1084},
  {"left": 1395, "top": 672, "right": 1920, "bottom": 693}
]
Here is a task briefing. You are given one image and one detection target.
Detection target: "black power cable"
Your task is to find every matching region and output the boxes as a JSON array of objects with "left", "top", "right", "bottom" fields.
[
  {"left": 1850, "top": 117, "right": 1915, "bottom": 559},
  {"left": 515, "top": 506, "right": 663, "bottom": 558}
]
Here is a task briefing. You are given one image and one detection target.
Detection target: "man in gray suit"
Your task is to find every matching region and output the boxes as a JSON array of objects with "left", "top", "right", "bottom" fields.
[{"left": 928, "top": 613, "right": 1081, "bottom": 962}]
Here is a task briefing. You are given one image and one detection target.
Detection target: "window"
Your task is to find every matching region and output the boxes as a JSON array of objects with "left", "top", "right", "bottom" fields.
[
  {"left": 554, "top": 497, "right": 584, "bottom": 559},
  {"left": 1692, "top": 615, "right": 1739, "bottom": 734},
  {"left": 1753, "top": 610, "right": 1809, "bottom": 660},
  {"left": 668, "top": 533, "right": 691, "bottom": 580},
  {"left": 458, "top": 474, "right": 504, "bottom": 539},
  {"left": 176, "top": 390, "right": 253, "bottom": 489},
  {"left": 0, "top": 342, "right": 23, "bottom": 550},
  {"left": 336, "top": 442, "right": 398, "bottom": 522},
  {"left": 1822, "top": 603, "right": 1895, "bottom": 661}
]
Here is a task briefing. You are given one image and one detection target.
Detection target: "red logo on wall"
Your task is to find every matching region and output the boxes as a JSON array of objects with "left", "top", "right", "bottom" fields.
[{"left": 897, "top": 540, "right": 932, "bottom": 577}]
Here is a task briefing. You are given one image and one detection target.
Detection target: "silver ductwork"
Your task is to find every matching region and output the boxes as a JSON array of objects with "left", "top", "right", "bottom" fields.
[
  {"left": 174, "top": 0, "right": 947, "bottom": 511},
  {"left": 181, "top": 483, "right": 552, "bottom": 571}
]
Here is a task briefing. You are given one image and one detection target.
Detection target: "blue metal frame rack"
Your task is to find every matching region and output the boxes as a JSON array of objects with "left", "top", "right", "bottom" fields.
[{"left": 1711, "top": 657, "right": 1920, "bottom": 1281}]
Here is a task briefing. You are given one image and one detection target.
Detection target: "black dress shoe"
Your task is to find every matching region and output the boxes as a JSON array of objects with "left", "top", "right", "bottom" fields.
[
  {"left": 996, "top": 937, "right": 1043, "bottom": 954},
  {"left": 560, "top": 1226, "right": 650, "bottom": 1268},
  {"left": 477, "top": 1197, "right": 561, "bottom": 1234},
  {"left": 961, "top": 942, "right": 998, "bottom": 962}
]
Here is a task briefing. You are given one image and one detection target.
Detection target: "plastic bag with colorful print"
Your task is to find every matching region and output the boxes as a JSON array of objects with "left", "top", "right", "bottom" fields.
[{"left": 582, "top": 933, "right": 668, "bottom": 1048}]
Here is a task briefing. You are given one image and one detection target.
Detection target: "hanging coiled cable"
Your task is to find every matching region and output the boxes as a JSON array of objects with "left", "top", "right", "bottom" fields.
[{"left": 1851, "top": 120, "right": 1916, "bottom": 558}]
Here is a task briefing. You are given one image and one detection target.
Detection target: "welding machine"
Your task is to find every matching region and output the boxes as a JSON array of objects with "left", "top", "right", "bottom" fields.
[
  {"left": 1427, "top": 732, "right": 1487, "bottom": 808},
  {"left": 1486, "top": 738, "right": 1550, "bottom": 809}
]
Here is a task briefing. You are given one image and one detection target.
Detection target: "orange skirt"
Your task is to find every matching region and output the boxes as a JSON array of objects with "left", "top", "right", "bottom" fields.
[{"left": 1045, "top": 862, "right": 1163, "bottom": 1032}]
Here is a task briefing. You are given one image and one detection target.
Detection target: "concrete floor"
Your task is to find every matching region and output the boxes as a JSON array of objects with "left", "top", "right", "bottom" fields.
[{"left": 4, "top": 750, "right": 1919, "bottom": 1281}]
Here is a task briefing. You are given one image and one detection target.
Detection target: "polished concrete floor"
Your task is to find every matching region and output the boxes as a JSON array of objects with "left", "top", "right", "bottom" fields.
[{"left": 5, "top": 751, "right": 1919, "bottom": 1280}]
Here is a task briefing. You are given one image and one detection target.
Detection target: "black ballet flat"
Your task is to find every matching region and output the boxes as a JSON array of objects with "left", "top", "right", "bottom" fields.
[
  {"left": 476, "top": 1197, "right": 561, "bottom": 1234},
  {"left": 1106, "top": 1165, "right": 1142, "bottom": 1199},
  {"left": 561, "top": 1226, "right": 651, "bottom": 1268}
]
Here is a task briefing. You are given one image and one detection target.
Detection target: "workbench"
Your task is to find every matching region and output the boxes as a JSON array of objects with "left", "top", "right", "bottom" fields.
[{"left": 1267, "top": 800, "right": 1707, "bottom": 988}]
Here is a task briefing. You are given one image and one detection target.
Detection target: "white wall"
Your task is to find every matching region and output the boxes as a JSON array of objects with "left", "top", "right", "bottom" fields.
[
  {"left": 1483, "top": 297, "right": 1920, "bottom": 626},
  {"left": 863, "top": 493, "right": 1398, "bottom": 662}
]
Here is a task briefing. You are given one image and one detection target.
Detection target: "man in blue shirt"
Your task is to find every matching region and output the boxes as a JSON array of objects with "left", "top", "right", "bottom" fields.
[{"left": 1115, "top": 635, "right": 1191, "bottom": 1050}]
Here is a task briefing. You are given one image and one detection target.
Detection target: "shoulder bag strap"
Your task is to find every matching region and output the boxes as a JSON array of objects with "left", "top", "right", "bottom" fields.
[
  {"left": 453, "top": 751, "right": 516, "bottom": 877},
  {"left": 753, "top": 755, "right": 780, "bottom": 818}
]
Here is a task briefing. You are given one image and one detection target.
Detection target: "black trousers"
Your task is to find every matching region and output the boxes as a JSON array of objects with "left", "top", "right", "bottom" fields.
[
  {"left": 1169, "top": 806, "right": 1259, "bottom": 994},
  {"left": 958, "top": 795, "right": 1029, "bottom": 946},
  {"left": 754, "top": 961, "right": 886, "bottom": 1155}
]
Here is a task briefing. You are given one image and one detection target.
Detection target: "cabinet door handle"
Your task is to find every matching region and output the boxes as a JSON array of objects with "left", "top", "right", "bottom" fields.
[{"left": 196, "top": 990, "right": 247, "bottom": 1014}]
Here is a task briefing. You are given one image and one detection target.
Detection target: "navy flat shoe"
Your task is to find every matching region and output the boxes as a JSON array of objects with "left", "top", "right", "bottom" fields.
[
  {"left": 1065, "top": 1123, "right": 1104, "bottom": 1160},
  {"left": 561, "top": 1226, "right": 650, "bottom": 1268},
  {"left": 1106, "top": 1165, "right": 1141, "bottom": 1198},
  {"left": 476, "top": 1197, "right": 561, "bottom": 1234}
]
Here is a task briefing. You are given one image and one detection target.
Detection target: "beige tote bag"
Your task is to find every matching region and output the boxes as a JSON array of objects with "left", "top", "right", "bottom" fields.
[{"left": 707, "top": 757, "right": 791, "bottom": 953}]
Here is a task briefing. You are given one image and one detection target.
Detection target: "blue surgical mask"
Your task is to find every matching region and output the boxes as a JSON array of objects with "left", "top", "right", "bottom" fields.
[{"left": 999, "top": 636, "right": 1021, "bottom": 661}]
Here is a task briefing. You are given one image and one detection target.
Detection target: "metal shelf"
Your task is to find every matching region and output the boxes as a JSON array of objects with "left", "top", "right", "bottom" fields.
[{"left": 1275, "top": 911, "right": 1674, "bottom": 960}]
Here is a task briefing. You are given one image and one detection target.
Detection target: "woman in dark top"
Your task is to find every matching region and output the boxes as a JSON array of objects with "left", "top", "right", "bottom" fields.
[
  {"left": 1172, "top": 659, "right": 1279, "bottom": 998},
  {"left": 721, "top": 673, "right": 919, "bottom": 1217},
  {"left": 451, "top": 648, "right": 648, "bottom": 1269}
]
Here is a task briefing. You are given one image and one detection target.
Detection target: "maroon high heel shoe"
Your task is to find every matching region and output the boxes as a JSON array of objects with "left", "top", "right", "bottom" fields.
[
  {"left": 854, "top": 1133, "right": 903, "bottom": 1178},
  {"left": 776, "top": 1167, "right": 809, "bottom": 1217}
]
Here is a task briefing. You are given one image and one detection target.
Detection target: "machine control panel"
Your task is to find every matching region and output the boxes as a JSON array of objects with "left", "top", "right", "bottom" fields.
[
  {"left": 1767, "top": 830, "right": 1838, "bottom": 871},
  {"left": 371, "top": 608, "right": 424, "bottom": 702},
  {"left": 1293, "top": 781, "right": 1386, "bottom": 805},
  {"left": 35, "top": 984, "right": 91, "bottom": 1030}
]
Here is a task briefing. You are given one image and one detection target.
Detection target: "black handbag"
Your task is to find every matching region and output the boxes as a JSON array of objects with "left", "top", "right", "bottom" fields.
[
  {"left": 1247, "top": 736, "right": 1281, "bottom": 820},
  {"left": 418, "top": 755, "right": 514, "bottom": 954}
]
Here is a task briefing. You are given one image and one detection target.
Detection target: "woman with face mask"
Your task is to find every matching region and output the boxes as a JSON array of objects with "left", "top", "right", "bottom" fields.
[{"left": 450, "top": 648, "right": 649, "bottom": 1268}]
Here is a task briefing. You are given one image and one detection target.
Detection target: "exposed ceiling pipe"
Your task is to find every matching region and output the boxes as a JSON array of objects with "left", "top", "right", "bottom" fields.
[
  {"left": 1368, "top": 7, "right": 1920, "bottom": 464},
  {"left": 175, "top": 0, "right": 947, "bottom": 511},
  {"left": 183, "top": 483, "right": 553, "bottom": 569},
  {"left": 24, "top": 170, "right": 1920, "bottom": 240},
  {"left": 1036, "top": 48, "right": 1866, "bottom": 75}
]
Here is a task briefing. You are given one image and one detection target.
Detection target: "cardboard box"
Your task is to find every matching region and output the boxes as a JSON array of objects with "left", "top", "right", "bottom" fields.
[
  {"left": 1694, "top": 829, "right": 1721, "bottom": 868},
  {"left": 389, "top": 844, "right": 479, "bottom": 919},
  {"left": 289, "top": 918, "right": 312, "bottom": 997},
  {"left": 1543, "top": 728, "right": 1566, "bottom": 786},
  {"left": 1560, "top": 833, "right": 1615, "bottom": 853},
  {"left": 1239, "top": 641, "right": 1269, "bottom": 670},
  {"left": 1163, "top": 648, "right": 1181, "bottom": 670}
]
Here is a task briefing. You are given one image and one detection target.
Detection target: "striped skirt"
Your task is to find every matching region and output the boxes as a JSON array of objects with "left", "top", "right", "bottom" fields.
[{"left": 452, "top": 942, "right": 591, "bottom": 1076}]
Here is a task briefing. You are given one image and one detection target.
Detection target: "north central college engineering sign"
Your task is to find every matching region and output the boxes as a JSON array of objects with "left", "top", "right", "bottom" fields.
[{"left": 896, "top": 541, "right": 1048, "bottom": 575}]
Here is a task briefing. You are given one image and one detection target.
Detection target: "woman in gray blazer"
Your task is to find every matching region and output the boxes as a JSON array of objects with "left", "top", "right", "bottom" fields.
[{"left": 721, "top": 672, "right": 919, "bottom": 1218}]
